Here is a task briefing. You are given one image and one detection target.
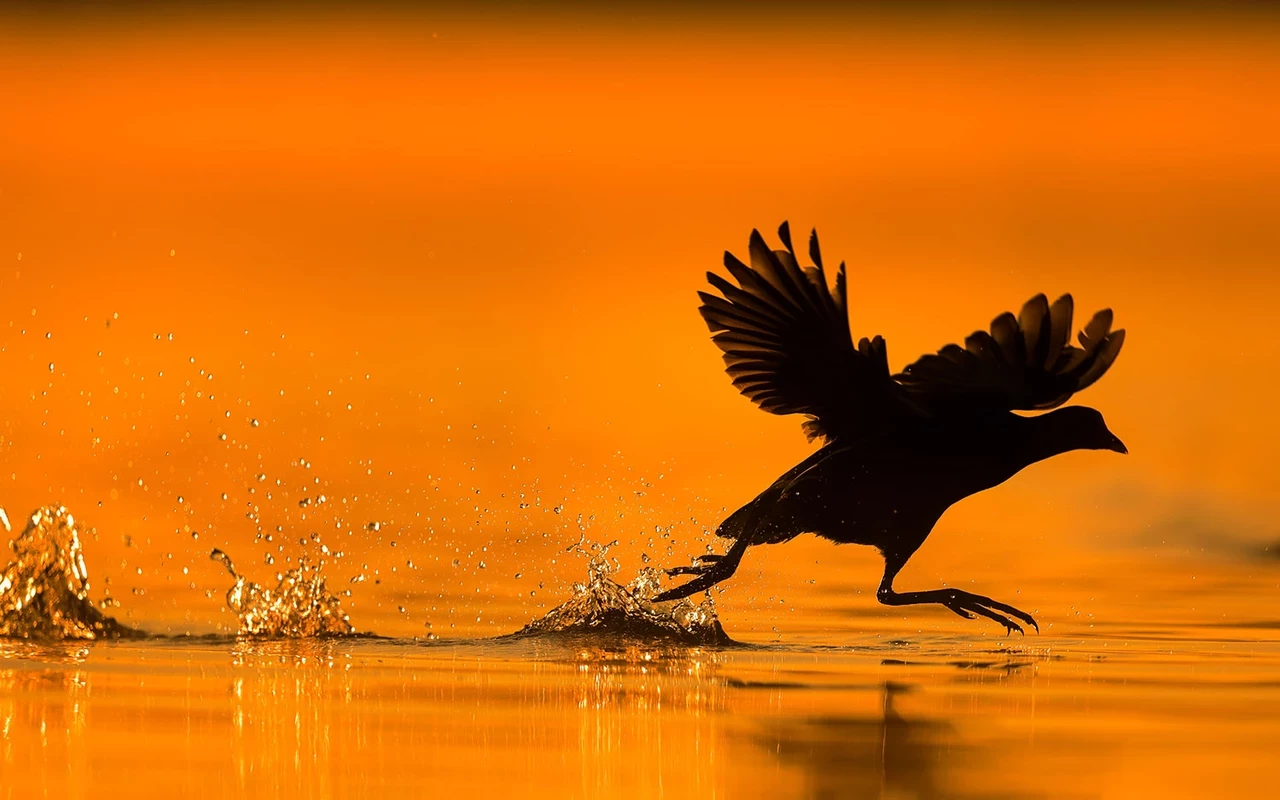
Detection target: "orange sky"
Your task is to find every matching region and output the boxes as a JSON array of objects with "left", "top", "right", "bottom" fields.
[{"left": 1, "top": 8, "right": 1278, "bottom": 635}]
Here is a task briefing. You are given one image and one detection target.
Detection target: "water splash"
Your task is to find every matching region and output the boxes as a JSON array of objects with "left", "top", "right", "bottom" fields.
[
  {"left": 0, "top": 505, "right": 140, "bottom": 640},
  {"left": 211, "top": 548, "right": 355, "bottom": 637},
  {"left": 512, "top": 537, "right": 731, "bottom": 645}
]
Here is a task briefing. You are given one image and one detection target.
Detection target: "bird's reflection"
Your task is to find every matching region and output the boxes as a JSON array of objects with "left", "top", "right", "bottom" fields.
[{"left": 748, "top": 682, "right": 1022, "bottom": 800}]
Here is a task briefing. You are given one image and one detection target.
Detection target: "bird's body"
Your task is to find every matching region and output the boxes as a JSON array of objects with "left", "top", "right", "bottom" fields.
[
  {"left": 724, "top": 410, "right": 1091, "bottom": 552},
  {"left": 654, "top": 223, "right": 1127, "bottom": 633}
]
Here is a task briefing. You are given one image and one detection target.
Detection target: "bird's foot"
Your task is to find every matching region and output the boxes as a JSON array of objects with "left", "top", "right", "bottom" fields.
[
  {"left": 653, "top": 555, "right": 732, "bottom": 603},
  {"left": 941, "top": 590, "right": 1038, "bottom": 635},
  {"left": 652, "top": 540, "right": 749, "bottom": 604},
  {"left": 664, "top": 554, "right": 723, "bottom": 577}
]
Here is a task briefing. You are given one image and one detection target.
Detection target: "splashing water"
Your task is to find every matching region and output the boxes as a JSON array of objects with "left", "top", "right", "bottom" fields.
[
  {"left": 0, "top": 505, "right": 140, "bottom": 640},
  {"left": 0, "top": 505, "right": 722, "bottom": 644},
  {"left": 211, "top": 548, "right": 355, "bottom": 637},
  {"left": 512, "top": 537, "right": 731, "bottom": 645}
]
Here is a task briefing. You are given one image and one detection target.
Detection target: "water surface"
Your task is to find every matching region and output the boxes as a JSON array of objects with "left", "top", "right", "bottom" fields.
[{"left": 3, "top": 555, "right": 1276, "bottom": 799}]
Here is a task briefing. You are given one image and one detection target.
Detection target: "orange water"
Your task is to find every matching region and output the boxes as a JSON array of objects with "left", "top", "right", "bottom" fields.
[{"left": 2, "top": 549, "right": 1278, "bottom": 798}]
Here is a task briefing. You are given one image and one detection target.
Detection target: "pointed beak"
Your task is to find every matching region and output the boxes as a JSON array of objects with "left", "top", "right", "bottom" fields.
[{"left": 1107, "top": 435, "right": 1128, "bottom": 455}]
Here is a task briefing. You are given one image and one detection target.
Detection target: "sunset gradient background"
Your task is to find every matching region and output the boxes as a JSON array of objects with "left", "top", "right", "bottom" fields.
[{"left": 2, "top": 5, "right": 1278, "bottom": 638}]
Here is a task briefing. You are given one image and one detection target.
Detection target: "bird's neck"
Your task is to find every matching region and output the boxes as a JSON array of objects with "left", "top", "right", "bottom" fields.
[{"left": 1014, "top": 412, "right": 1086, "bottom": 467}]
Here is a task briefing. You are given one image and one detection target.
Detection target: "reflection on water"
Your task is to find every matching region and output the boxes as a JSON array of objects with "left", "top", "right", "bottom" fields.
[
  {"left": 0, "top": 640, "right": 93, "bottom": 796},
  {"left": 0, "top": 627, "right": 1277, "bottom": 798},
  {"left": 227, "top": 639, "right": 355, "bottom": 797},
  {"left": 219, "top": 638, "right": 736, "bottom": 797},
  {"left": 753, "top": 684, "right": 958, "bottom": 800},
  {"left": 0, "top": 540, "right": 1277, "bottom": 797},
  {"left": 749, "top": 682, "right": 1076, "bottom": 800}
]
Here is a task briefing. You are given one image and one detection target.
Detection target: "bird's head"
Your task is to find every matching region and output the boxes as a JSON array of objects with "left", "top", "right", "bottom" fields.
[{"left": 1045, "top": 406, "right": 1127, "bottom": 454}]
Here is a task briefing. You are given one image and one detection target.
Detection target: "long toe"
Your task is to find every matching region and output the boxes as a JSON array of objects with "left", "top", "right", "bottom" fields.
[
  {"left": 958, "top": 600, "right": 1024, "bottom": 635},
  {"left": 943, "top": 603, "right": 977, "bottom": 621},
  {"left": 653, "top": 569, "right": 725, "bottom": 603},
  {"left": 958, "top": 591, "right": 1039, "bottom": 633},
  {"left": 664, "top": 553, "right": 727, "bottom": 578},
  {"left": 986, "top": 601, "right": 1037, "bottom": 633}
]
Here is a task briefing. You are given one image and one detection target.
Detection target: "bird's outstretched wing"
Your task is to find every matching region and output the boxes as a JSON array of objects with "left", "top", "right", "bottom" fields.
[
  {"left": 896, "top": 293, "right": 1125, "bottom": 415},
  {"left": 699, "top": 223, "right": 906, "bottom": 442}
]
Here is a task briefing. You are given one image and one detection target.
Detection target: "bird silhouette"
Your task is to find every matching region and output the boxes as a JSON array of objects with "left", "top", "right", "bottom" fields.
[{"left": 653, "top": 223, "right": 1127, "bottom": 633}]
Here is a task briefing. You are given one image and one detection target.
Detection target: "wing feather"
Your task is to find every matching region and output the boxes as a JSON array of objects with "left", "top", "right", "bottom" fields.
[
  {"left": 897, "top": 293, "right": 1125, "bottom": 415},
  {"left": 990, "top": 312, "right": 1021, "bottom": 364},
  {"left": 1044, "top": 294, "right": 1074, "bottom": 370},
  {"left": 700, "top": 223, "right": 910, "bottom": 441},
  {"left": 698, "top": 292, "right": 779, "bottom": 332},
  {"left": 1073, "top": 329, "right": 1125, "bottom": 388},
  {"left": 1079, "top": 309, "right": 1114, "bottom": 350},
  {"left": 1019, "top": 294, "right": 1051, "bottom": 367},
  {"left": 704, "top": 274, "right": 790, "bottom": 323}
]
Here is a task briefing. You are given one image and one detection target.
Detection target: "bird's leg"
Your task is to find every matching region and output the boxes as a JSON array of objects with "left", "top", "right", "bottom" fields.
[
  {"left": 875, "top": 555, "right": 1038, "bottom": 635},
  {"left": 653, "top": 538, "right": 750, "bottom": 603}
]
